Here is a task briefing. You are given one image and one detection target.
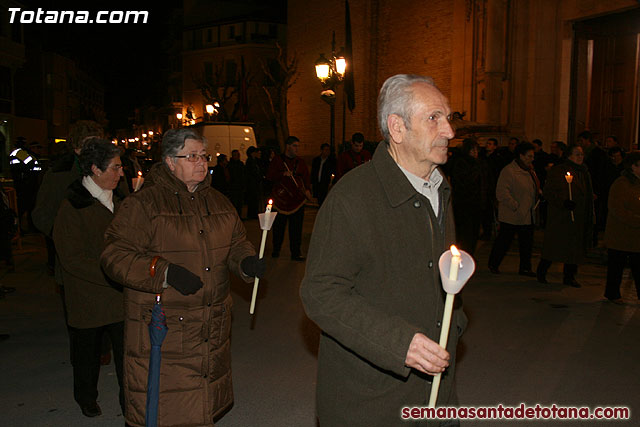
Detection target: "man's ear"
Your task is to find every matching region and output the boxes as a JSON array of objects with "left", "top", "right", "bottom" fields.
[{"left": 387, "top": 114, "right": 406, "bottom": 144}]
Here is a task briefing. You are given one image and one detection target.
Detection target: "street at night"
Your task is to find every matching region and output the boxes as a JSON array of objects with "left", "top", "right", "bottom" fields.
[
  {"left": 1, "top": 209, "right": 638, "bottom": 426},
  {"left": 2, "top": 1, "right": 640, "bottom": 426}
]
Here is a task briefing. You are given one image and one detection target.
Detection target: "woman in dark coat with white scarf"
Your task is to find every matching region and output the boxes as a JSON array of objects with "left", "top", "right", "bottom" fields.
[{"left": 53, "top": 138, "right": 126, "bottom": 418}]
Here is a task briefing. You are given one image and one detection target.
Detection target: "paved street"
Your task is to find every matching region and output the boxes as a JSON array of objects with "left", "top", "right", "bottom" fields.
[{"left": 1, "top": 207, "right": 638, "bottom": 426}]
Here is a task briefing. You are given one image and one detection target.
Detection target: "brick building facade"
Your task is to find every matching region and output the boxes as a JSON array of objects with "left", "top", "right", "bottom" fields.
[{"left": 288, "top": 0, "right": 640, "bottom": 157}]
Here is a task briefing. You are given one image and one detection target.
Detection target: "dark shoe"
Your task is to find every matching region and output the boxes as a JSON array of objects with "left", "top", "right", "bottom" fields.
[
  {"left": 536, "top": 272, "right": 548, "bottom": 284},
  {"left": 291, "top": 255, "right": 306, "bottom": 262},
  {"left": 271, "top": 251, "right": 280, "bottom": 258},
  {"left": 563, "top": 279, "right": 581, "bottom": 288},
  {"left": 518, "top": 270, "right": 536, "bottom": 278},
  {"left": 488, "top": 266, "right": 500, "bottom": 274},
  {"left": 607, "top": 298, "right": 624, "bottom": 305},
  {"left": 80, "top": 402, "right": 102, "bottom": 417}
]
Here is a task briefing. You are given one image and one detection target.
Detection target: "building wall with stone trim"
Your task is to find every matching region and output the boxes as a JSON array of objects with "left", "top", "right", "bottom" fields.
[{"left": 288, "top": 0, "right": 640, "bottom": 157}]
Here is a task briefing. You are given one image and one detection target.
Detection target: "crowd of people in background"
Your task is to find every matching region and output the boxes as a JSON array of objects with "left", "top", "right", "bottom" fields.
[{"left": 442, "top": 131, "right": 639, "bottom": 302}]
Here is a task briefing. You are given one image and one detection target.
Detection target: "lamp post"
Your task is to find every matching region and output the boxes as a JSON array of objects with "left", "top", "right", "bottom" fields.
[{"left": 315, "top": 31, "right": 346, "bottom": 154}]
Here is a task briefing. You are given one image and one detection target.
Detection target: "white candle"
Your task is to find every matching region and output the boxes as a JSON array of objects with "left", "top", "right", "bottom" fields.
[
  {"left": 429, "top": 245, "right": 461, "bottom": 408},
  {"left": 133, "top": 171, "right": 144, "bottom": 192},
  {"left": 565, "top": 172, "right": 574, "bottom": 222},
  {"left": 250, "top": 200, "right": 273, "bottom": 314},
  {"left": 448, "top": 245, "right": 460, "bottom": 281}
]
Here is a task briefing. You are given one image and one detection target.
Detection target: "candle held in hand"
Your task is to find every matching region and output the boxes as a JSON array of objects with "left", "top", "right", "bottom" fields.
[
  {"left": 250, "top": 199, "right": 276, "bottom": 314},
  {"left": 565, "top": 172, "right": 574, "bottom": 222}
]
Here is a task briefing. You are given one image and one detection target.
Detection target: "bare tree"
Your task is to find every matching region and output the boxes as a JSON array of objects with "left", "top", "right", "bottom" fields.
[
  {"left": 261, "top": 43, "right": 298, "bottom": 149},
  {"left": 194, "top": 61, "right": 255, "bottom": 122},
  {"left": 193, "top": 64, "right": 236, "bottom": 121}
]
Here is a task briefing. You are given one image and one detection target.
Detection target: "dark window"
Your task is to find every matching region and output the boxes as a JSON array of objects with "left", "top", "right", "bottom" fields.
[
  {"left": 0, "top": 66, "right": 12, "bottom": 103},
  {"left": 206, "top": 29, "right": 212, "bottom": 43},
  {"left": 204, "top": 62, "right": 213, "bottom": 83},
  {"left": 225, "top": 60, "right": 237, "bottom": 86},
  {"left": 269, "top": 24, "right": 277, "bottom": 38},
  {"left": 228, "top": 26, "right": 235, "bottom": 39},
  {"left": 11, "top": 21, "right": 22, "bottom": 43},
  {"left": 194, "top": 29, "right": 203, "bottom": 49}
]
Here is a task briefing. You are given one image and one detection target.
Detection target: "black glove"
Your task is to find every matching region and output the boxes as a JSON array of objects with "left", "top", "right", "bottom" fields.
[
  {"left": 241, "top": 255, "right": 266, "bottom": 279},
  {"left": 167, "top": 264, "right": 203, "bottom": 295},
  {"left": 563, "top": 200, "right": 576, "bottom": 210}
]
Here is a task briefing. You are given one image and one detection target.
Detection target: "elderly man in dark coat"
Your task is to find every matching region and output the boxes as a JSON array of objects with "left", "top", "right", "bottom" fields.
[{"left": 301, "top": 74, "right": 467, "bottom": 427}]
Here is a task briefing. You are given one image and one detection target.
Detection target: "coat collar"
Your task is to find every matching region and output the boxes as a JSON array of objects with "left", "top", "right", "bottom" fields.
[
  {"left": 67, "top": 178, "right": 125, "bottom": 209},
  {"left": 372, "top": 142, "right": 450, "bottom": 208}
]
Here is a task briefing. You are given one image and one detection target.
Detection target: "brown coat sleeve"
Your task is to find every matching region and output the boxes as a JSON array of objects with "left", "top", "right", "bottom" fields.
[{"left": 101, "top": 196, "right": 169, "bottom": 294}]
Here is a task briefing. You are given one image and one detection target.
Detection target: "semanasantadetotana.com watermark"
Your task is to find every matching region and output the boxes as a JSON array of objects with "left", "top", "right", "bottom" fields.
[{"left": 8, "top": 8, "right": 149, "bottom": 24}]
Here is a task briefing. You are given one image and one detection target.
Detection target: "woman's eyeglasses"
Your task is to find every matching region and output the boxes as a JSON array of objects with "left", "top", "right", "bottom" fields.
[{"left": 174, "top": 154, "right": 212, "bottom": 163}]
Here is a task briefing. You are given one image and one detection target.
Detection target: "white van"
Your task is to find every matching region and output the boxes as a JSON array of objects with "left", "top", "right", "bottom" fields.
[{"left": 188, "top": 122, "right": 257, "bottom": 165}]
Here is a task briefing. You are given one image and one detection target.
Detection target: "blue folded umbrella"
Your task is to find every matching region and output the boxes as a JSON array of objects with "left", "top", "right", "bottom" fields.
[{"left": 145, "top": 295, "right": 167, "bottom": 427}]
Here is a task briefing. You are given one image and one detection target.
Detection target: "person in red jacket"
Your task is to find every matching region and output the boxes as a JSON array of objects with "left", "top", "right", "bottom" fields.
[
  {"left": 267, "top": 136, "right": 311, "bottom": 261},
  {"left": 336, "top": 132, "right": 371, "bottom": 180}
]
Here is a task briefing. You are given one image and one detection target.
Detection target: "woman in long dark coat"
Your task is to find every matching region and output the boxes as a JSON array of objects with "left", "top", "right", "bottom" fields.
[
  {"left": 53, "top": 139, "right": 126, "bottom": 417},
  {"left": 536, "top": 145, "right": 594, "bottom": 286}
]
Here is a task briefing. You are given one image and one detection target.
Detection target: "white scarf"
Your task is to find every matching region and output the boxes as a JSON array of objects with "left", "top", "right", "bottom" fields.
[{"left": 82, "top": 175, "right": 114, "bottom": 213}]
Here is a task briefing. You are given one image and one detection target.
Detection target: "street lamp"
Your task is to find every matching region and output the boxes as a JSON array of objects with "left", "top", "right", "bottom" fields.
[
  {"left": 206, "top": 104, "right": 219, "bottom": 121},
  {"left": 314, "top": 31, "right": 347, "bottom": 153}
]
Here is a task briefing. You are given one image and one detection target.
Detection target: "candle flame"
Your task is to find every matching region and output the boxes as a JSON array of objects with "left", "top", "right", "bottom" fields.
[
  {"left": 450, "top": 245, "right": 460, "bottom": 257},
  {"left": 268, "top": 199, "right": 273, "bottom": 206},
  {"left": 138, "top": 171, "right": 142, "bottom": 177},
  {"left": 566, "top": 172, "right": 571, "bottom": 177}
]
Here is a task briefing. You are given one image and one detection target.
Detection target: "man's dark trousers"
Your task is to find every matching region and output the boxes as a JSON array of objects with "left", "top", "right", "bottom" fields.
[{"left": 272, "top": 207, "right": 304, "bottom": 257}]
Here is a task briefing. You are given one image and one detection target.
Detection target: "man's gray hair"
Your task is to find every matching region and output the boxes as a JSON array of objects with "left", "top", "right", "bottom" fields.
[
  {"left": 377, "top": 74, "right": 436, "bottom": 143},
  {"left": 161, "top": 128, "right": 207, "bottom": 160}
]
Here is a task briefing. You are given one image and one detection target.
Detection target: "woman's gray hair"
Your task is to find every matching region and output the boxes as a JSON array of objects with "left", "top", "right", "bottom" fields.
[
  {"left": 377, "top": 74, "right": 435, "bottom": 143},
  {"left": 79, "top": 138, "right": 122, "bottom": 177},
  {"left": 161, "top": 128, "right": 207, "bottom": 160}
]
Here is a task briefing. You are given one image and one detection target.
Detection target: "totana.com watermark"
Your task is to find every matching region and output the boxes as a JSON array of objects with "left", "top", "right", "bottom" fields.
[{"left": 8, "top": 8, "right": 149, "bottom": 24}]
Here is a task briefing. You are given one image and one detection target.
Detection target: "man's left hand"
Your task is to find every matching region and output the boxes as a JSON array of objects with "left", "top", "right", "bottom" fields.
[{"left": 405, "top": 332, "right": 450, "bottom": 376}]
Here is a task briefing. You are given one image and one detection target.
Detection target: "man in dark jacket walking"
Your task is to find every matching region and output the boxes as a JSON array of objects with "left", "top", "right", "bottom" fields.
[
  {"left": 301, "top": 74, "right": 466, "bottom": 427},
  {"left": 310, "top": 143, "right": 336, "bottom": 206}
]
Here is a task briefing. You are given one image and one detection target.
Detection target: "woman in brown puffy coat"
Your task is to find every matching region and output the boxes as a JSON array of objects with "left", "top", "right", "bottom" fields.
[{"left": 101, "top": 128, "right": 264, "bottom": 427}]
